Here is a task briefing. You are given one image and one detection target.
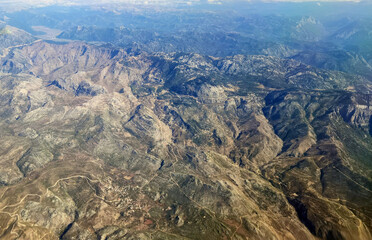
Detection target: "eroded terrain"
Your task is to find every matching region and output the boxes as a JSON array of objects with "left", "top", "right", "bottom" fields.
[{"left": 0, "top": 39, "right": 370, "bottom": 240}]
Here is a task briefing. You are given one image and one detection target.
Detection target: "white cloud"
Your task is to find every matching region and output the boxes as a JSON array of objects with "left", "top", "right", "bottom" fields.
[
  {"left": 0, "top": 0, "right": 366, "bottom": 7},
  {"left": 269, "top": 0, "right": 353, "bottom": 1}
]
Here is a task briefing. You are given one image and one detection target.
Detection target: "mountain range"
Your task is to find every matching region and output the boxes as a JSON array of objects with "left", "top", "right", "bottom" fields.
[{"left": 0, "top": 2, "right": 371, "bottom": 240}]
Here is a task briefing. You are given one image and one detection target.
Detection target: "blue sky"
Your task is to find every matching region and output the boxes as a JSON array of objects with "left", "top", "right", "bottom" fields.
[
  {"left": 0, "top": 0, "right": 366, "bottom": 8},
  {"left": 0, "top": 0, "right": 364, "bottom": 3}
]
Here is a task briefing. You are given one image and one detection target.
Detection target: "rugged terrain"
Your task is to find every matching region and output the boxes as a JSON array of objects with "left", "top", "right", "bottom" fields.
[{"left": 0, "top": 38, "right": 370, "bottom": 240}]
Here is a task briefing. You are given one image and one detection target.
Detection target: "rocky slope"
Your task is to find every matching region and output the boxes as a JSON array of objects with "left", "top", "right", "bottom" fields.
[
  {"left": 0, "top": 41, "right": 370, "bottom": 240},
  {"left": 0, "top": 25, "right": 36, "bottom": 51}
]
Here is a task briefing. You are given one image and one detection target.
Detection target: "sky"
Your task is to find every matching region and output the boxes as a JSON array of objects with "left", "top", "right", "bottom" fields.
[
  {"left": 0, "top": 0, "right": 365, "bottom": 3},
  {"left": 0, "top": 0, "right": 366, "bottom": 9}
]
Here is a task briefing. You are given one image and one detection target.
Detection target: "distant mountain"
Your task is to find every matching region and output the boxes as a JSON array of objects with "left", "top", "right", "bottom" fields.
[
  {"left": 0, "top": 25, "right": 36, "bottom": 50},
  {"left": 52, "top": 11, "right": 372, "bottom": 80},
  {"left": 291, "top": 50, "right": 372, "bottom": 78},
  {"left": 330, "top": 19, "right": 372, "bottom": 65},
  {"left": 57, "top": 25, "right": 288, "bottom": 58}
]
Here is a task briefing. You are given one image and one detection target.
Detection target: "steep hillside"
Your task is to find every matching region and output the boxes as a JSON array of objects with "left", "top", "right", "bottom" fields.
[{"left": 0, "top": 25, "right": 36, "bottom": 50}]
